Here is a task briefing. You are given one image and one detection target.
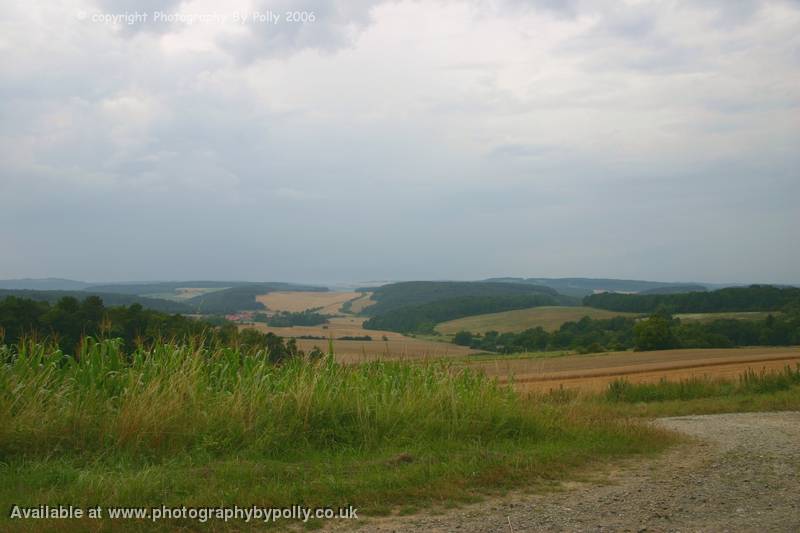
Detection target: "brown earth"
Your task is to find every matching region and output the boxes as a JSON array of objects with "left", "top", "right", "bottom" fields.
[{"left": 461, "top": 347, "right": 800, "bottom": 393}]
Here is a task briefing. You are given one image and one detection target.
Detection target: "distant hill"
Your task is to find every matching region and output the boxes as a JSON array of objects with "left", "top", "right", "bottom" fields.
[
  {"left": 0, "top": 280, "right": 328, "bottom": 315},
  {"left": 584, "top": 285, "right": 800, "bottom": 313},
  {"left": 357, "top": 281, "right": 570, "bottom": 333},
  {"left": 639, "top": 284, "right": 708, "bottom": 295},
  {"left": 0, "top": 289, "right": 191, "bottom": 313},
  {"left": 184, "top": 283, "right": 327, "bottom": 314},
  {"left": 486, "top": 277, "right": 711, "bottom": 298},
  {"left": 0, "top": 278, "right": 91, "bottom": 291},
  {"left": 360, "top": 281, "right": 567, "bottom": 317},
  {"left": 363, "top": 293, "right": 563, "bottom": 334},
  {"left": 84, "top": 281, "right": 257, "bottom": 295}
]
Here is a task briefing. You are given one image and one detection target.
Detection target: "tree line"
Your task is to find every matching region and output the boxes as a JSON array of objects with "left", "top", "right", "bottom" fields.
[
  {"left": 363, "top": 294, "right": 559, "bottom": 334},
  {"left": 584, "top": 285, "right": 800, "bottom": 314},
  {"left": 0, "top": 296, "right": 304, "bottom": 363},
  {"left": 264, "top": 310, "right": 329, "bottom": 327},
  {"left": 453, "top": 309, "right": 800, "bottom": 353}
]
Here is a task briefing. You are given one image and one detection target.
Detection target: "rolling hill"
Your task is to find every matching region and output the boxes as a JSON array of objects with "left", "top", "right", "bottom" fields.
[
  {"left": 360, "top": 281, "right": 568, "bottom": 317},
  {"left": 486, "top": 277, "right": 712, "bottom": 298},
  {"left": 0, "top": 289, "right": 192, "bottom": 313},
  {"left": 436, "top": 306, "right": 640, "bottom": 335},
  {"left": 358, "top": 281, "right": 570, "bottom": 334}
]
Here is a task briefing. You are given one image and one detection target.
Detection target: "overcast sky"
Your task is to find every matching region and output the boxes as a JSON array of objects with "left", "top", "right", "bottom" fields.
[{"left": 1, "top": 0, "right": 798, "bottom": 285}]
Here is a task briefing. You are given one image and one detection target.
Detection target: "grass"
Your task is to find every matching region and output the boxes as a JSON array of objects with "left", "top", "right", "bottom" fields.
[
  {"left": 525, "top": 364, "right": 800, "bottom": 419},
  {"left": 435, "top": 306, "right": 638, "bottom": 335},
  {"left": 0, "top": 338, "right": 670, "bottom": 531},
  {"left": 4, "top": 338, "right": 799, "bottom": 531},
  {"left": 605, "top": 365, "right": 800, "bottom": 403}
]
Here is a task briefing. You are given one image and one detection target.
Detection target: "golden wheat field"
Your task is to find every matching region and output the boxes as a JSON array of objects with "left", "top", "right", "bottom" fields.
[
  {"left": 458, "top": 346, "right": 800, "bottom": 393},
  {"left": 436, "top": 306, "right": 639, "bottom": 334},
  {"left": 242, "top": 316, "right": 479, "bottom": 362},
  {"left": 257, "top": 291, "right": 360, "bottom": 315}
]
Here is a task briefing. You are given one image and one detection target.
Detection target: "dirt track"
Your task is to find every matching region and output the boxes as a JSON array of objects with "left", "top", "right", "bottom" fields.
[{"left": 342, "top": 411, "right": 800, "bottom": 532}]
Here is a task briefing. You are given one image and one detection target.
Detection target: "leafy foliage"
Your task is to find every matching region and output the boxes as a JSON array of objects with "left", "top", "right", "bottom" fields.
[
  {"left": 455, "top": 309, "right": 800, "bottom": 354},
  {"left": 0, "top": 295, "right": 300, "bottom": 361},
  {"left": 266, "top": 310, "right": 329, "bottom": 327}
]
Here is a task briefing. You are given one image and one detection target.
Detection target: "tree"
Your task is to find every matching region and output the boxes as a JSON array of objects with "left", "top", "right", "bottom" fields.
[
  {"left": 634, "top": 314, "right": 677, "bottom": 351},
  {"left": 453, "top": 330, "right": 473, "bottom": 346}
]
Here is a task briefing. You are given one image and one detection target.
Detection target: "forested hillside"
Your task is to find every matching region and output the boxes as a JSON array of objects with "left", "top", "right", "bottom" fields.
[
  {"left": 0, "top": 289, "right": 191, "bottom": 313},
  {"left": 361, "top": 281, "right": 565, "bottom": 316},
  {"left": 363, "top": 293, "right": 559, "bottom": 333},
  {"left": 585, "top": 285, "right": 800, "bottom": 313},
  {"left": 452, "top": 310, "right": 800, "bottom": 353},
  {"left": 185, "top": 283, "right": 326, "bottom": 314},
  {"left": 485, "top": 277, "right": 710, "bottom": 298}
]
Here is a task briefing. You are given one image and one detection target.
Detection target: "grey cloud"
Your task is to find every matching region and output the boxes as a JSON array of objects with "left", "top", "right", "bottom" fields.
[
  {"left": 1, "top": 0, "right": 798, "bottom": 283},
  {"left": 217, "top": 0, "right": 387, "bottom": 62}
]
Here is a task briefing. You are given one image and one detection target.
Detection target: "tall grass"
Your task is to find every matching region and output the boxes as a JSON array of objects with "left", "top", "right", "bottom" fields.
[
  {"left": 605, "top": 365, "right": 800, "bottom": 403},
  {"left": 0, "top": 337, "right": 543, "bottom": 460}
]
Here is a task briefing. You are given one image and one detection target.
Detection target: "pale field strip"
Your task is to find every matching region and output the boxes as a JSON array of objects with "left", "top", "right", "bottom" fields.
[
  {"left": 256, "top": 291, "right": 361, "bottom": 315},
  {"left": 436, "top": 306, "right": 639, "bottom": 335},
  {"left": 436, "top": 307, "right": 775, "bottom": 335},
  {"left": 461, "top": 347, "right": 800, "bottom": 393},
  {"left": 347, "top": 292, "right": 375, "bottom": 314},
  {"left": 243, "top": 316, "right": 480, "bottom": 362}
]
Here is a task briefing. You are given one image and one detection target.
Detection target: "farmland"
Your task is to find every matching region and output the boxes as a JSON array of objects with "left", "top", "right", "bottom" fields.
[
  {"left": 257, "top": 291, "right": 360, "bottom": 315},
  {"left": 436, "top": 308, "right": 777, "bottom": 337},
  {"left": 243, "top": 316, "right": 480, "bottom": 362},
  {"left": 460, "top": 346, "right": 800, "bottom": 393},
  {"left": 436, "top": 306, "right": 638, "bottom": 335},
  {"left": 348, "top": 291, "right": 375, "bottom": 313},
  {"left": 248, "top": 290, "right": 483, "bottom": 361}
]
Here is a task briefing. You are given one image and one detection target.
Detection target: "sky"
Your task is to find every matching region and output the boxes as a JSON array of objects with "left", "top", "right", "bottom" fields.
[{"left": 1, "top": 0, "right": 798, "bottom": 285}]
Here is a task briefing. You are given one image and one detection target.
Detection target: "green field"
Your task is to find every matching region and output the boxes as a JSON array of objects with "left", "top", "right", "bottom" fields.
[{"left": 436, "top": 306, "right": 638, "bottom": 335}]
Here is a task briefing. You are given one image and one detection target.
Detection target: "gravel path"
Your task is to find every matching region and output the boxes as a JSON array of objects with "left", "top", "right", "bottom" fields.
[{"left": 341, "top": 412, "right": 800, "bottom": 532}]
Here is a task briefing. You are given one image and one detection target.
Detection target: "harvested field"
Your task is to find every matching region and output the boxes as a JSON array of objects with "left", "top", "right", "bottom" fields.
[
  {"left": 257, "top": 291, "right": 360, "bottom": 315},
  {"left": 436, "top": 306, "right": 638, "bottom": 334},
  {"left": 460, "top": 347, "right": 800, "bottom": 393},
  {"left": 242, "top": 317, "right": 480, "bottom": 362}
]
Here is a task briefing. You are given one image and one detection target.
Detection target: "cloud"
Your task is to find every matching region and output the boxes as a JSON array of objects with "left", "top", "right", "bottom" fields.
[{"left": 1, "top": 0, "right": 798, "bottom": 283}]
